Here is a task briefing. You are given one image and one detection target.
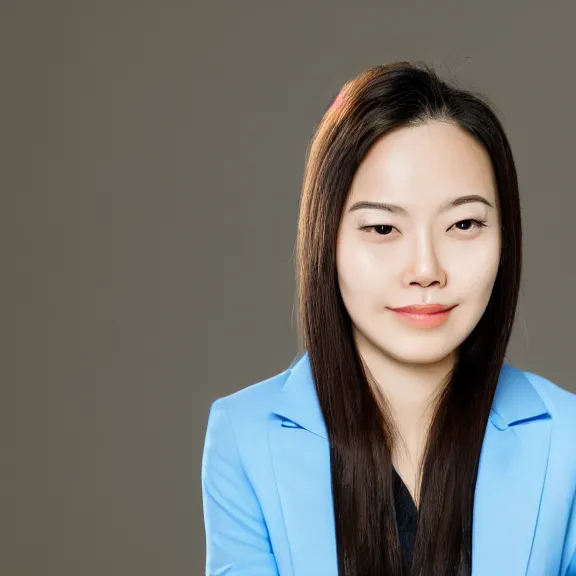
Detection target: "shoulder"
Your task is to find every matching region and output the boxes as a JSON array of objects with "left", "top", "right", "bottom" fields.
[
  {"left": 208, "top": 363, "right": 290, "bottom": 426},
  {"left": 516, "top": 367, "right": 576, "bottom": 476},
  {"left": 203, "top": 362, "right": 291, "bottom": 456},
  {"left": 520, "top": 368, "right": 576, "bottom": 427}
]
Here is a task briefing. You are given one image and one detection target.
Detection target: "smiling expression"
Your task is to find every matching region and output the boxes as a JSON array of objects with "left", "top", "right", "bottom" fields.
[{"left": 336, "top": 120, "right": 501, "bottom": 365}]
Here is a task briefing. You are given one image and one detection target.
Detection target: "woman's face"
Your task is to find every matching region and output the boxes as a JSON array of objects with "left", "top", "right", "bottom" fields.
[{"left": 336, "top": 120, "right": 501, "bottom": 365}]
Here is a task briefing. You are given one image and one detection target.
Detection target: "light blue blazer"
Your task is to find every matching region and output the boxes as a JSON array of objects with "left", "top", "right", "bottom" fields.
[{"left": 201, "top": 353, "right": 576, "bottom": 575}]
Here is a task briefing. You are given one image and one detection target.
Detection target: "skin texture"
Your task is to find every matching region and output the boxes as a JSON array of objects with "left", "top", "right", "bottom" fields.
[{"left": 335, "top": 120, "right": 502, "bottom": 499}]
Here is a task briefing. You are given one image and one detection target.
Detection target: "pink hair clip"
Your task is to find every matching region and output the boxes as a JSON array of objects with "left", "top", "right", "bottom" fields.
[{"left": 328, "top": 87, "right": 347, "bottom": 112}]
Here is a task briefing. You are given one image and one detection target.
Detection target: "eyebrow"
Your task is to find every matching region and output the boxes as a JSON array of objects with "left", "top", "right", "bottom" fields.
[{"left": 347, "top": 194, "right": 494, "bottom": 215}]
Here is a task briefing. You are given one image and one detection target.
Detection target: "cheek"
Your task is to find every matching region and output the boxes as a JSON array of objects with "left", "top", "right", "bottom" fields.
[
  {"left": 336, "top": 246, "right": 364, "bottom": 301},
  {"left": 336, "top": 244, "right": 377, "bottom": 310},
  {"left": 336, "top": 242, "right": 390, "bottom": 302},
  {"left": 449, "top": 241, "right": 500, "bottom": 299}
]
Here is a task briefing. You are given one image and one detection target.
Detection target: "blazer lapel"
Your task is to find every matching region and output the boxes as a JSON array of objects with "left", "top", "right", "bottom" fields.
[
  {"left": 471, "top": 364, "right": 551, "bottom": 575},
  {"left": 269, "top": 353, "right": 551, "bottom": 576},
  {"left": 269, "top": 354, "right": 337, "bottom": 575}
]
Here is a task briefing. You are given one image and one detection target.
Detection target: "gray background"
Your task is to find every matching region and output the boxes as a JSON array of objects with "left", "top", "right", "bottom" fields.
[{"left": 2, "top": 2, "right": 575, "bottom": 574}]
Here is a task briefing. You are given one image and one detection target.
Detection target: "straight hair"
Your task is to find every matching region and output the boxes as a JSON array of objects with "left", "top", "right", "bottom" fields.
[{"left": 295, "top": 61, "right": 522, "bottom": 575}]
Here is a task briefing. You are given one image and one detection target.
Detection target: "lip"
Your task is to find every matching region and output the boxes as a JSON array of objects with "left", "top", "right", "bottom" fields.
[
  {"left": 388, "top": 304, "right": 457, "bottom": 328},
  {"left": 391, "top": 304, "right": 455, "bottom": 314}
]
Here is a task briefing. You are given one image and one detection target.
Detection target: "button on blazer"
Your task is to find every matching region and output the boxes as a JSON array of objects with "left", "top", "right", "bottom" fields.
[{"left": 201, "top": 353, "right": 576, "bottom": 575}]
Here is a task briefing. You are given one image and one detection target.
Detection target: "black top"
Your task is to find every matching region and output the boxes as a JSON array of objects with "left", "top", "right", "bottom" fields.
[{"left": 392, "top": 468, "right": 419, "bottom": 574}]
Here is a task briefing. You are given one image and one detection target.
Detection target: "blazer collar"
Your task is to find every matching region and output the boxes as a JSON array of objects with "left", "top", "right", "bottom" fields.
[{"left": 270, "top": 351, "right": 550, "bottom": 439}]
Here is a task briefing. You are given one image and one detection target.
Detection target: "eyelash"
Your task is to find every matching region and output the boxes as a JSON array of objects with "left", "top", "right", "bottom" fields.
[{"left": 359, "top": 219, "right": 488, "bottom": 236}]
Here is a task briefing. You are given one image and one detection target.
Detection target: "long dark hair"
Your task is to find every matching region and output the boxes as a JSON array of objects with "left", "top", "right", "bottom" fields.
[{"left": 295, "top": 61, "right": 522, "bottom": 575}]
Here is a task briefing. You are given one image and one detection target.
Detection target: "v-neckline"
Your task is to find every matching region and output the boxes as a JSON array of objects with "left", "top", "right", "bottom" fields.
[{"left": 392, "top": 467, "right": 419, "bottom": 513}]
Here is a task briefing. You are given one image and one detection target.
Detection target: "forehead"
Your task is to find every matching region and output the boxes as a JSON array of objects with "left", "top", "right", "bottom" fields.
[{"left": 346, "top": 121, "right": 497, "bottom": 206}]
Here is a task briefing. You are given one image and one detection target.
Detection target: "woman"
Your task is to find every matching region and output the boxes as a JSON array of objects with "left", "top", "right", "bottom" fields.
[{"left": 201, "top": 61, "right": 576, "bottom": 575}]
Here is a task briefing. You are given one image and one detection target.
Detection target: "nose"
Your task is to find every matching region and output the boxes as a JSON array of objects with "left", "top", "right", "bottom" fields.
[{"left": 401, "top": 234, "right": 446, "bottom": 289}]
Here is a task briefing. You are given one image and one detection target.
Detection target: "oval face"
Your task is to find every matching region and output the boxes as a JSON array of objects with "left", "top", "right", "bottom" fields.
[{"left": 336, "top": 120, "right": 501, "bottom": 366}]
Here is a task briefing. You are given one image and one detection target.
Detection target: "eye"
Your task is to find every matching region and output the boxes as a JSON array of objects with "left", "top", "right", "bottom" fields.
[
  {"left": 360, "top": 224, "right": 396, "bottom": 236},
  {"left": 449, "top": 219, "right": 488, "bottom": 232}
]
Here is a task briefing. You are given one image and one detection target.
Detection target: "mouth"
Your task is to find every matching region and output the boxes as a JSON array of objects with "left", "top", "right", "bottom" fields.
[
  {"left": 387, "top": 304, "right": 457, "bottom": 328},
  {"left": 390, "top": 304, "right": 456, "bottom": 314}
]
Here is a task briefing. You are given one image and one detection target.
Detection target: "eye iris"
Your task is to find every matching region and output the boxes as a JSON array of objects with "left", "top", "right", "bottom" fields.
[
  {"left": 457, "top": 220, "right": 473, "bottom": 230},
  {"left": 375, "top": 225, "right": 393, "bottom": 235}
]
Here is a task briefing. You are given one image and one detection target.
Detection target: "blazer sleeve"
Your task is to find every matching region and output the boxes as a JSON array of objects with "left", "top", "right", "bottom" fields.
[{"left": 201, "top": 398, "right": 279, "bottom": 576}]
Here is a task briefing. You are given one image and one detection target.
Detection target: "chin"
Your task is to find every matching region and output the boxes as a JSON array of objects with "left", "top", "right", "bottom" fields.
[
  {"left": 373, "top": 338, "right": 458, "bottom": 366},
  {"left": 353, "top": 325, "right": 461, "bottom": 366},
  {"left": 390, "top": 349, "right": 453, "bottom": 365}
]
